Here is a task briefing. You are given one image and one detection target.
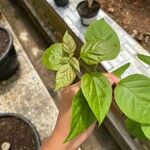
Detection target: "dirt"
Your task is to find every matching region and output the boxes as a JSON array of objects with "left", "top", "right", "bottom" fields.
[
  {"left": 0, "top": 116, "right": 37, "bottom": 150},
  {"left": 98, "top": 0, "right": 150, "bottom": 51},
  {"left": 77, "top": 1, "right": 100, "bottom": 18},
  {"left": 0, "top": 29, "right": 9, "bottom": 57}
]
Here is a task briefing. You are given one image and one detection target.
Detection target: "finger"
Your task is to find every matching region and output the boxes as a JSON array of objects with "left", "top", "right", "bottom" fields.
[{"left": 103, "top": 73, "right": 120, "bottom": 85}]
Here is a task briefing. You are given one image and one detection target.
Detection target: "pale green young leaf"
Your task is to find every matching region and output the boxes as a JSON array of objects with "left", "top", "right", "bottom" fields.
[
  {"left": 61, "top": 57, "right": 70, "bottom": 64},
  {"left": 63, "top": 31, "right": 76, "bottom": 55},
  {"left": 112, "top": 63, "right": 130, "bottom": 78},
  {"left": 55, "top": 64, "right": 76, "bottom": 90},
  {"left": 42, "top": 43, "right": 64, "bottom": 71},
  {"left": 65, "top": 89, "right": 96, "bottom": 142},
  {"left": 141, "top": 124, "right": 150, "bottom": 140},
  {"left": 70, "top": 57, "right": 80, "bottom": 72},
  {"left": 81, "top": 72, "right": 112, "bottom": 124},
  {"left": 61, "top": 57, "right": 80, "bottom": 72},
  {"left": 137, "top": 54, "right": 150, "bottom": 65},
  {"left": 115, "top": 74, "right": 150, "bottom": 124},
  {"left": 126, "top": 118, "right": 147, "bottom": 140}
]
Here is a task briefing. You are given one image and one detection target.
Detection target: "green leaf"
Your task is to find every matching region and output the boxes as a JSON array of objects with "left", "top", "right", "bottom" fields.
[
  {"left": 80, "top": 19, "right": 120, "bottom": 65},
  {"left": 141, "top": 124, "right": 150, "bottom": 140},
  {"left": 115, "top": 74, "right": 150, "bottom": 124},
  {"left": 42, "top": 43, "right": 64, "bottom": 71},
  {"left": 61, "top": 57, "right": 70, "bottom": 64},
  {"left": 70, "top": 57, "right": 80, "bottom": 72},
  {"left": 55, "top": 64, "right": 76, "bottom": 90},
  {"left": 112, "top": 63, "right": 130, "bottom": 78},
  {"left": 85, "top": 19, "right": 117, "bottom": 42},
  {"left": 63, "top": 31, "right": 76, "bottom": 55},
  {"left": 80, "top": 38, "right": 120, "bottom": 65},
  {"left": 126, "top": 118, "right": 147, "bottom": 140},
  {"left": 80, "top": 41, "right": 106, "bottom": 65},
  {"left": 81, "top": 72, "right": 112, "bottom": 124},
  {"left": 137, "top": 54, "right": 150, "bottom": 65},
  {"left": 61, "top": 57, "right": 80, "bottom": 72},
  {"left": 65, "top": 89, "right": 96, "bottom": 142}
]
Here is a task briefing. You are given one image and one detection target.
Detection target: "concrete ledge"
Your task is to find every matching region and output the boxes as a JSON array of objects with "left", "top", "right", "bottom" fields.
[{"left": 0, "top": 13, "right": 58, "bottom": 141}]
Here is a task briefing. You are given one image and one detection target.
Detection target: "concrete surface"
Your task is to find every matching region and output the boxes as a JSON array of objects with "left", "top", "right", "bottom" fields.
[{"left": 0, "top": 14, "right": 58, "bottom": 141}]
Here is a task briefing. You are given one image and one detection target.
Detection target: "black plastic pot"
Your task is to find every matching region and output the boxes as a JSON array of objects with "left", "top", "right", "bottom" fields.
[
  {"left": 54, "top": 0, "right": 69, "bottom": 7},
  {"left": 77, "top": 1, "right": 100, "bottom": 26},
  {"left": 0, "top": 26, "right": 18, "bottom": 81},
  {"left": 0, "top": 113, "right": 41, "bottom": 150}
]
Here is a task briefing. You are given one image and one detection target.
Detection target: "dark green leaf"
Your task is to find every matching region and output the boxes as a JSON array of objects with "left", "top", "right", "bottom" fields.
[
  {"left": 137, "top": 54, "right": 150, "bottom": 65},
  {"left": 81, "top": 72, "right": 112, "bottom": 124},
  {"left": 70, "top": 57, "right": 80, "bottom": 72},
  {"left": 65, "top": 89, "right": 96, "bottom": 142},
  {"left": 63, "top": 31, "right": 76, "bottom": 55},
  {"left": 42, "top": 43, "right": 64, "bottom": 71},
  {"left": 55, "top": 64, "right": 76, "bottom": 90},
  {"left": 141, "top": 124, "right": 150, "bottom": 140},
  {"left": 112, "top": 63, "right": 130, "bottom": 78},
  {"left": 126, "top": 118, "right": 147, "bottom": 140},
  {"left": 115, "top": 74, "right": 150, "bottom": 124}
]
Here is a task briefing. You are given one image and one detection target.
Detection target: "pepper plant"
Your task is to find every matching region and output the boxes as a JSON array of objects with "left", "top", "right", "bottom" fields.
[{"left": 42, "top": 19, "right": 150, "bottom": 141}]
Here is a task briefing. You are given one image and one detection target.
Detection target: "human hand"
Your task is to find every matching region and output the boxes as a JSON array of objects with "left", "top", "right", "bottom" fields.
[{"left": 41, "top": 73, "right": 119, "bottom": 150}]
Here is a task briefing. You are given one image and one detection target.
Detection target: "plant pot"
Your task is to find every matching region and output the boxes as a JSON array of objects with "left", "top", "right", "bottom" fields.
[
  {"left": 54, "top": 0, "right": 69, "bottom": 7},
  {"left": 77, "top": 1, "right": 100, "bottom": 26},
  {"left": 0, "top": 26, "right": 18, "bottom": 81},
  {"left": 0, "top": 113, "right": 41, "bottom": 150}
]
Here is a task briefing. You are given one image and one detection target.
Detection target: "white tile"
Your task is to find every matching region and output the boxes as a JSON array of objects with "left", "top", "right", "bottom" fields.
[
  {"left": 101, "top": 61, "right": 112, "bottom": 70},
  {"left": 123, "top": 43, "right": 136, "bottom": 55}
]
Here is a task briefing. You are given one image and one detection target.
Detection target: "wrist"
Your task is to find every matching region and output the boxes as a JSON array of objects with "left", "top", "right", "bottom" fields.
[
  {"left": 41, "top": 128, "right": 76, "bottom": 150},
  {"left": 52, "top": 128, "right": 77, "bottom": 150}
]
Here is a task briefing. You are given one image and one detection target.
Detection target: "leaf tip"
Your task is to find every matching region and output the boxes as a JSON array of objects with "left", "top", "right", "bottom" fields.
[
  {"left": 63, "top": 137, "right": 69, "bottom": 144},
  {"left": 54, "top": 85, "right": 61, "bottom": 91}
]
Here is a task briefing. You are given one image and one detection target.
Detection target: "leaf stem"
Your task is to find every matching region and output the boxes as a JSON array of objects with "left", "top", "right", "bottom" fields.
[
  {"left": 87, "top": 0, "right": 93, "bottom": 8},
  {"left": 79, "top": 59, "right": 91, "bottom": 73},
  {"left": 94, "top": 64, "right": 99, "bottom": 72}
]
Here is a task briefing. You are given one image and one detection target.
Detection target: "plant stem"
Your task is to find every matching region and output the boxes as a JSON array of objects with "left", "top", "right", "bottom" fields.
[
  {"left": 87, "top": 0, "right": 93, "bottom": 8},
  {"left": 79, "top": 59, "right": 91, "bottom": 73},
  {"left": 94, "top": 64, "right": 99, "bottom": 72},
  {"left": 76, "top": 71, "right": 83, "bottom": 79}
]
